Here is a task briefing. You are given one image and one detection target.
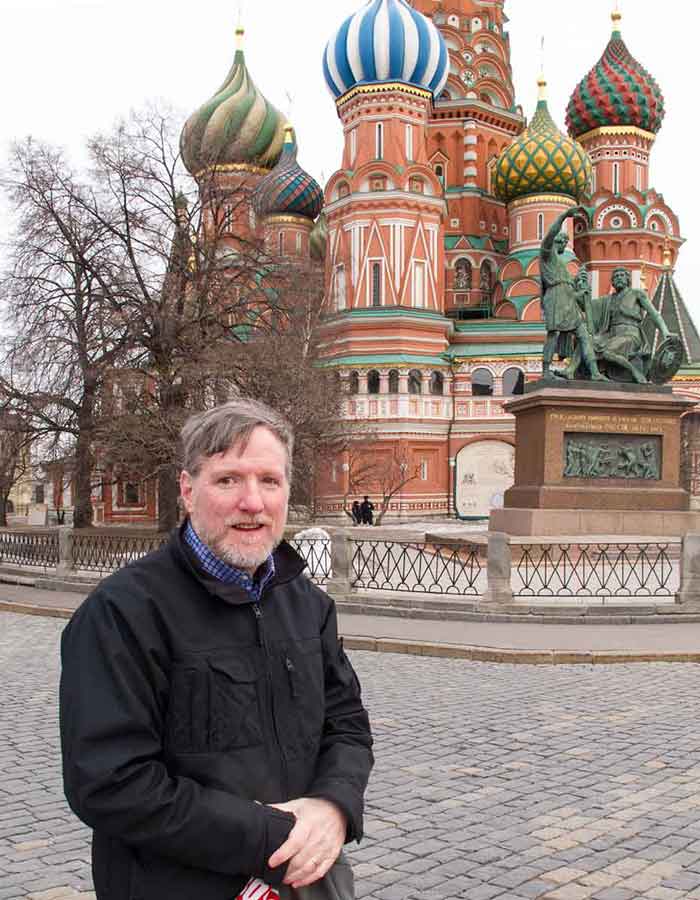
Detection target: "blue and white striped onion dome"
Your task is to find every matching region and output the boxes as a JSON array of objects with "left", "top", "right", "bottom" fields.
[{"left": 324, "top": 0, "right": 449, "bottom": 101}]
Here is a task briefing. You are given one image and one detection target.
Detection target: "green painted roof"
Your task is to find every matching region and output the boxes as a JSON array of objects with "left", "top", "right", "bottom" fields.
[
  {"left": 643, "top": 270, "right": 700, "bottom": 365},
  {"left": 323, "top": 308, "right": 449, "bottom": 324},
  {"left": 320, "top": 354, "right": 449, "bottom": 367},
  {"left": 447, "top": 342, "right": 543, "bottom": 360},
  {"left": 444, "top": 235, "right": 508, "bottom": 252},
  {"left": 453, "top": 321, "right": 544, "bottom": 335}
]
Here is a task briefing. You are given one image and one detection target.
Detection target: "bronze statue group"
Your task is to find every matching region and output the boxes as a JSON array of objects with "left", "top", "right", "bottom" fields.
[{"left": 540, "top": 207, "right": 683, "bottom": 386}]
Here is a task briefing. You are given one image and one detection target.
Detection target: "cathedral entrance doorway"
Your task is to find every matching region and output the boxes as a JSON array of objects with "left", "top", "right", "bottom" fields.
[{"left": 455, "top": 440, "right": 515, "bottom": 519}]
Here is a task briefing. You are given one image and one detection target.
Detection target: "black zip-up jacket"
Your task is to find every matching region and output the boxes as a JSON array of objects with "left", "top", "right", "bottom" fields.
[{"left": 59, "top": 527, "right": 373, "bottom": 900}]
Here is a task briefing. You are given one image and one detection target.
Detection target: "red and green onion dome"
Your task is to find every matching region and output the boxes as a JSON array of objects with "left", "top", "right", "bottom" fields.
[
  {"left": 254, "top": 127, "right": 324, "bottom": 221},
  {"left": 566, "top": 11, "right": 665, "bottom": 138},
  {"left": 493, "top": 79, "right": 592, "bottom": 205},
  {"left": 180, "top": 27, "right": 286, "bottom": 176}
]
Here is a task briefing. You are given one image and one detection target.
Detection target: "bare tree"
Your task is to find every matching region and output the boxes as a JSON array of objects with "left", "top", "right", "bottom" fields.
[
  {"left": 0, "top": 139, "right": 131, "bottom": 527},
  {"left": 0, "top": 412, "right": 33, "bottom": 527},
  {"left": 2, "top": 107, "right": 343, "bottom": 530},
  {"left": 342, "top": 444, "right": 420, "bottom": 525}
]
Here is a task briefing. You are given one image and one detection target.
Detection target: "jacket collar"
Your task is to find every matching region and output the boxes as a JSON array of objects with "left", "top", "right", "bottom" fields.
[{"left": 169, "top": 521, "right": 307, "bottom": 606}]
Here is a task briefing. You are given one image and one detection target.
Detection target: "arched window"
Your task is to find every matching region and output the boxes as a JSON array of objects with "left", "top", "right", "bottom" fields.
[
  {"left": 430, "top": 372, "right": 444, "bottom": 396},
  {"left": 388, "top": 370, "right": 399, "bottom": 393},
  {"left": 434, "top": 163, "right": 445, "bottom": 186},
  {"left": 537, "top": 213, "right": 545, "bottom": 241},
  {"left": 612, "top": 161, "right": 620, "bottom": 194},
  {"left": 367, "top": 370, "right": 380, "bottom": 394},
  {"left": 472, "top": 368, "right": 494, "bottom": 397},
  {"left": 408, "top": 370, "right": 423, "bottom": 395},
  {"left": 455, "top": 258, "right": 472, "bottom": 290},
  {"left": 376, "top": 122, "right": 384, "bottom": 160},
  {"left": 502, "top": 367, "right": 525, "bottom": 396},
  {"left": 348, "top": 372, "right": 359, "bottom": 395},
  {"left": 480, "top": 260, "right": 494, "bottom": 311}
]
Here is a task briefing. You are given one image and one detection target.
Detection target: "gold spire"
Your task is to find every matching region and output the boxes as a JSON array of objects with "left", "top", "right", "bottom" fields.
[
  {"left": 538, "top": 36, "right": 547, "bottom": 101},
  {"left": 283, "top": 123, "right": 294, "bottom": 145},
  {"left": 612, "top": 2, "right": 622, "bottom": 32},
  {"left": 235, "top": 26, "right": 245, "bottom": 51}
]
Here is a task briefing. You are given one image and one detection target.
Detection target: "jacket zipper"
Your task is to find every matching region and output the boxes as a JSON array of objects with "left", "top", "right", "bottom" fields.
[
  {"left": 252, "top": 602, "right": 289, "bottom": 796},
  {"left": 285, "top": 656, "right": 298, "bottom": 698}
]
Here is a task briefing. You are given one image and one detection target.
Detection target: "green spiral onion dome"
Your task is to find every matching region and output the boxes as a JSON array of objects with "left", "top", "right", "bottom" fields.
[
  {"left": 493, "top": 79, "right": 593, "bottom": 205},
  {"left": 566, "top": 12, "right": 664, "bottom": 138},
  {"left": 255, "top": 127, "right": 324, "bottom": 221},
  {"left": 180, "top": 28, "right": 287, "bottom": 175},
  {"left": 310, "top": 213, "right": 328, "bottom": 261}
]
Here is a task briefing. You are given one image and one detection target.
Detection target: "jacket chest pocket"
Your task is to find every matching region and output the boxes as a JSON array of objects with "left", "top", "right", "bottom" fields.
[
  {"left": 166, "top": 656, "right": 263, "bottom": 755},
  {"left": 208, "top": 657, "right": 263, "bottom": 752},
  {"left": 280, "top": 638, "right": 324, "bottom": 758}
]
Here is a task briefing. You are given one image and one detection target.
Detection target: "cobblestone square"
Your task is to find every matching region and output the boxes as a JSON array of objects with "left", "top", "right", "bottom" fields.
[{"left": 2, "top": 612, "right": 700, "bottom": 899}]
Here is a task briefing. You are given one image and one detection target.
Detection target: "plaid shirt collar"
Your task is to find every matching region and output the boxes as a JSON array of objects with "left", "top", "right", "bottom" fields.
[{"left": 184, "top": 520, "right": 275, "bottom": 603}]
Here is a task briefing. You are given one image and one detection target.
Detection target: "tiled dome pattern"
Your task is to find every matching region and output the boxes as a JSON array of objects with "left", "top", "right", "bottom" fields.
[
  {"left": 255, "top": 131, "right": 324, "bottom": 221},
  {"left": 494, "top": 93, "right": 593, "bottom": 204},
  {"left": 566, "top": 18, "right": 665, "bottom": 138}
]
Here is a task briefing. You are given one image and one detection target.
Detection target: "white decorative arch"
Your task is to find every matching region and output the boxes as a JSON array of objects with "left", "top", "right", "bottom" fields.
[
  {"left": 645, "top": 208, "right": 675, "bottom": 236},
  {"left": 450, "top": 253, "right": 476, "bottom": 268},
  {"left": 596, "top": 204, "right": 639, "bottom": 229}
]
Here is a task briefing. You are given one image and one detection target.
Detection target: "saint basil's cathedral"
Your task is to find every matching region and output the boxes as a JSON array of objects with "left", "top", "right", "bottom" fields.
[{"left": 92, "top": 0, "right": 700, "bottom": 525}]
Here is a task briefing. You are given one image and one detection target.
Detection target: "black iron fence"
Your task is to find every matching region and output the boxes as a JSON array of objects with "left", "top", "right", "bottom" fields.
[
  {"left": 351, "top": 539, "right": 484, "bottom": 595},
  {"left": 0, "top": 529, "right": 59, "bottom": 570},
  {"left": 289, "top": 537, "right": 331, "bottom": 586},
  {"left": 513, "top": 542, "right": 678, "bottom": 602},
  {"left": 72, "top": 531, "right": 168, "bottom": 574},
  {"left": 0, "top": 528, "right": 687, "bottom": 605}
]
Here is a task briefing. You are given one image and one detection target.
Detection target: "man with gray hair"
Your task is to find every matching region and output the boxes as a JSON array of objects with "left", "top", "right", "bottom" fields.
[{"left": 60, "top": 399, "right": 373, "bottom": 900}]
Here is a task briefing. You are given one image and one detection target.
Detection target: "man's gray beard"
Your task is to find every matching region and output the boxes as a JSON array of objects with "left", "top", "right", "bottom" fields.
[{"left": 200, "top": 525, "right": 282, "bottom": 574}]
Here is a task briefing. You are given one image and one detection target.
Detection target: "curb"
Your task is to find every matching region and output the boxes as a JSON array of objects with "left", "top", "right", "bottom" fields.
[
  {"left": 0, "top": 601, "right": 74, "bottom": 620},
  {"left": 3, "top": 601, "right": 700, "bottom": 665},
  {"left": 342, "top": 636, "right": 700, "bottom": 665}
]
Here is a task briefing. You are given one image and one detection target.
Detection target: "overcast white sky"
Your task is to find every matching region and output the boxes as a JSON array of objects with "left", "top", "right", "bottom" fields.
[{"left": 0, "top": 0, "right": 696, "bottom": 312}]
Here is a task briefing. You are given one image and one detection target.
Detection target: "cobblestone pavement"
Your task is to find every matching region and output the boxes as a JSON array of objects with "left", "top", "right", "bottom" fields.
[{"left": 3, "top": 612, "right": 700, "bottom": 899}]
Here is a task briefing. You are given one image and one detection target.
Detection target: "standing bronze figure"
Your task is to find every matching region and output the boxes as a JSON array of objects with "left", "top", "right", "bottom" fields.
[{"left": 540, "top": 208, "right": 605, "bottom": 381}]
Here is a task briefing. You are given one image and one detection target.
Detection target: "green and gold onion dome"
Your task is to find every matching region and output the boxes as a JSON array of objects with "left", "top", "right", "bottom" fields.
[
  {"left": 180, "top": 27, "right": 287, "bottom": 176},
  {"left": 566, "top": 11, "right": 665, "bottom": 138},
  {"left": 493, "top": 78, "right": 593, "bottom": 205}
]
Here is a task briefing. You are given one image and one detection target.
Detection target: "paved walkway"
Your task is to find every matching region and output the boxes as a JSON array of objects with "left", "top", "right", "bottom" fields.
[
  {"left": 4, "top": 612, "right": 700, "bottom": 899},
  {"left": 3, "top": 582, "right": 700, "bottom": 663}
]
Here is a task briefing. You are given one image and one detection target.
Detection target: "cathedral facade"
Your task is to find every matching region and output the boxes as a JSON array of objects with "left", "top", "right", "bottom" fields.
[
  {"left": 313, "top": 0, "right": 700, "bottom": 521},
  {"left": 78, "top": 1, "right": 700, "bottom": 526}
]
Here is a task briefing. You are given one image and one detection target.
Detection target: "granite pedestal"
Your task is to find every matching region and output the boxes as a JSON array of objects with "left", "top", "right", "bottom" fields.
[{"left": 490, "top": 380, "right": 700, "bottom": 537}]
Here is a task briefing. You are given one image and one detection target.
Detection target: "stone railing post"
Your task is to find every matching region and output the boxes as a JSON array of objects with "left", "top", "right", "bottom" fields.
[
  {"left": 482, "top": 532, "right": 513, "bottom": 605},
  {"left": 676, "top": 533, "right": 700, "bottom": 607},
  {"left": 56, "top": 526, "right": 74, "bottom": 577},
  {"left": 326, "top": 528, "right": 353, "bottom": 598}
]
